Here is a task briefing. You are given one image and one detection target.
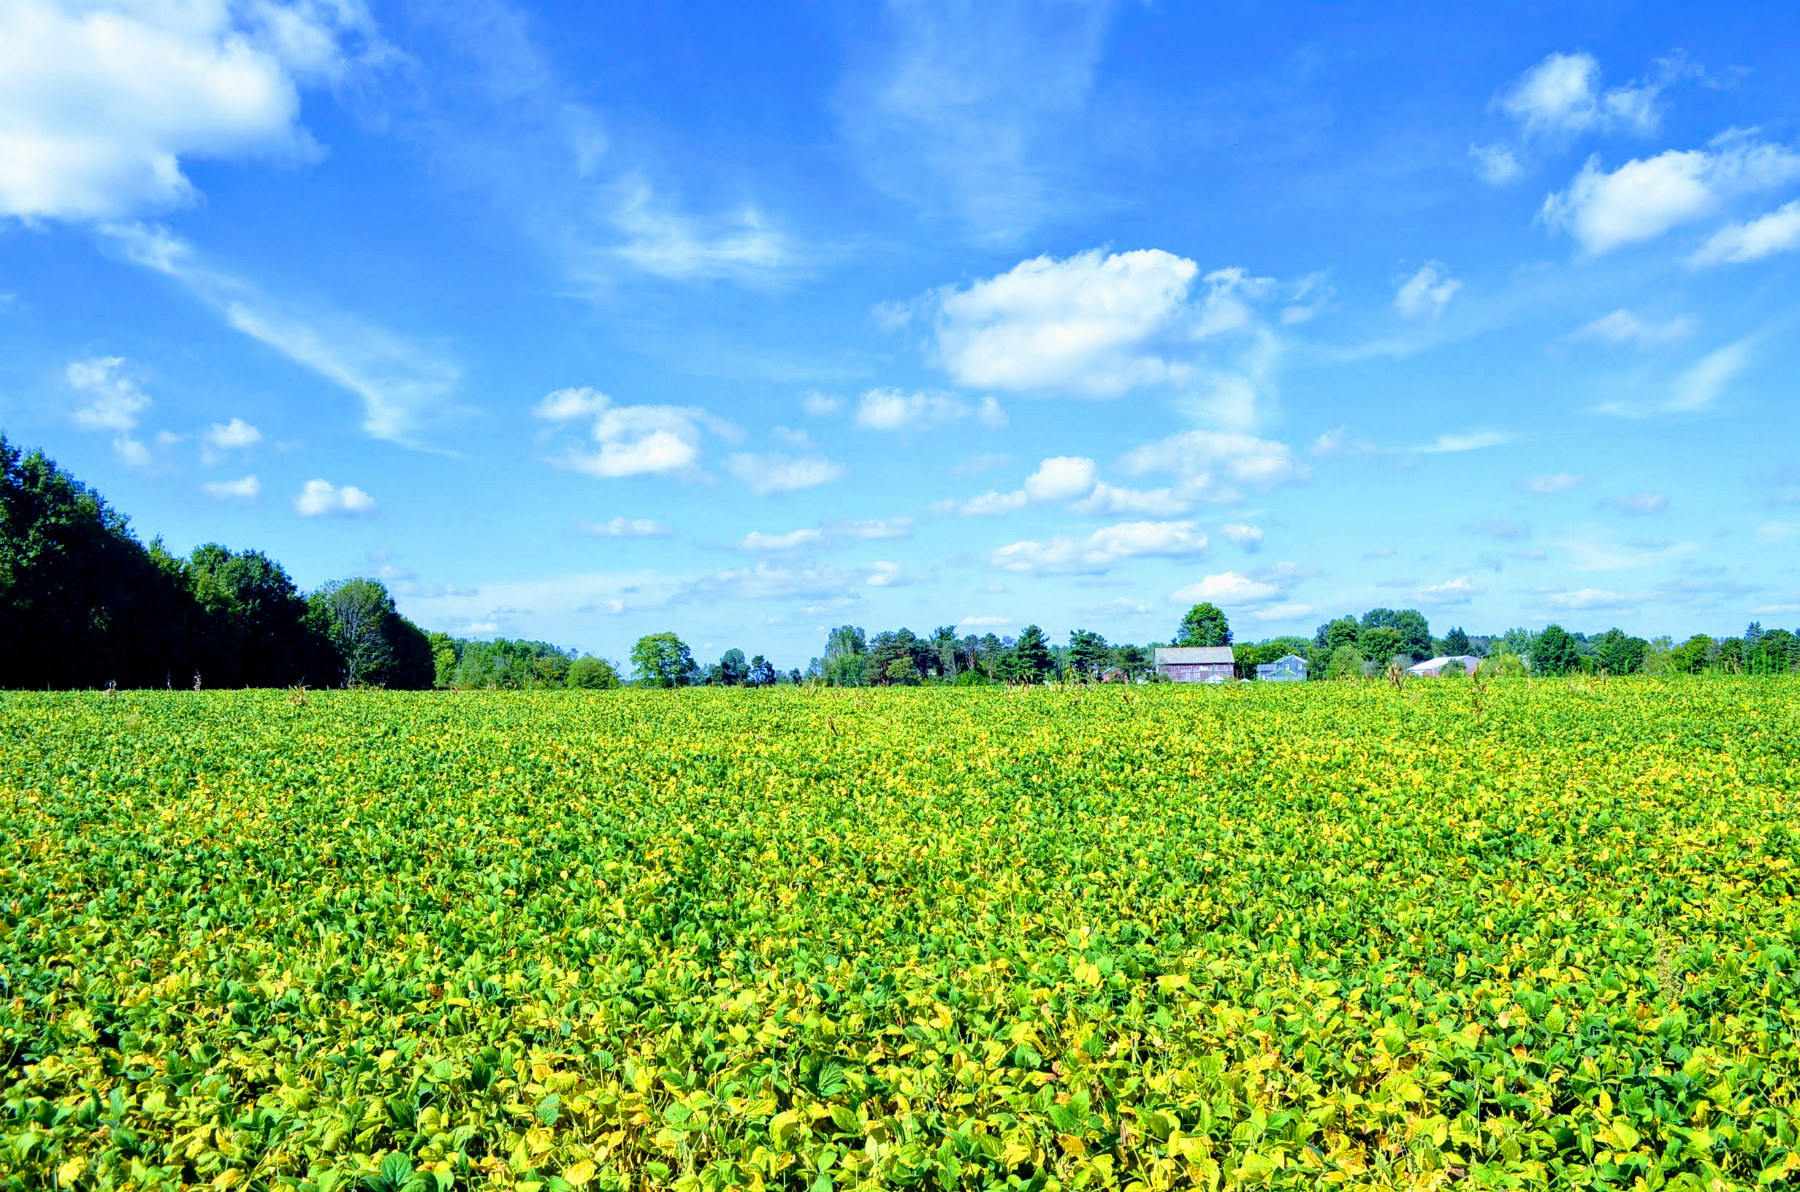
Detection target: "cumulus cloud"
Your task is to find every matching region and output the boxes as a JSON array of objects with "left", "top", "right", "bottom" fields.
[
  {"left": 1168, "top": 571, "right": 1280, "bottom": 606},
  {"left": 294, "top": 478, "right": 376, "bottom": 517},
  {"left": 800, "top": 390, "right": 842, "bottom": 416},
  {"left": 1519, "top": 472, "right": 1585, "bottom": 494},
  {"left": 1393, "top": 262, "right": 1461, "bottom": 320},
  {"left": 535, "top": 386, "right": 735, "bottom": 479},
  {"left": 853, "top": 388, "right": 1006, "bottom": 432},
  {"left": 737, "top": 528, "right": 824, "bottom": 553},
  {"left": 724, "top": 453, "right": 846, "bottom": 495},
  {"left": 1416, "top": 576, "right": 1480, "bottom": 607},
  {"left": 1497, "top": 51, "right": 1662, "bottom": 138},
  {"left": 575, "top": 517, "right": 670, "bottom": 538},
  {"left": 943, "top": 456, "right": 1187, "bottom": 519},
  {"left": 0, "top": 0, "right": 378, "bottom": 221},
  {"left": 990, "top": 520, "right": 1208, "bottom": 575},
  {"left": 67, "top": 356, "right": 149, "bottom": 431},
  {"left": 1689, "top": 200, "right": 1800, "bottom": 266},
  {"left": 1219, "top": 523, "right": 1264, "bottom": 551},
  {"left": 1571, "top": 309, "right": 1697, "bottom": 347},
  {"left": 930, "top": 248, "right": 1198, "bottom": 396},
  {"left": 201, "top": 474, "right": 260, "bottom": 501},
  {"left": 915, "top": 249, "right": 1286, "bottom": 428},
  {"left": 1541, "top": 134, "right": 1800, "bottom": 256},
  {"left": 1119, "top": 430, "right": 1310, "bottom": 503}
]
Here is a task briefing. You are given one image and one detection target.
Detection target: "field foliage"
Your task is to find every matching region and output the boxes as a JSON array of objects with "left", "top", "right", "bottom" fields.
[{"left": 3, "top": 679, "right": 1799, "bottom": 1191}]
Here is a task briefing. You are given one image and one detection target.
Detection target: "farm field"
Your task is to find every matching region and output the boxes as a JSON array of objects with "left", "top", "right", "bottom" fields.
[{"left": 3, "top": 680, "right": 1799, "bottom": 1191}]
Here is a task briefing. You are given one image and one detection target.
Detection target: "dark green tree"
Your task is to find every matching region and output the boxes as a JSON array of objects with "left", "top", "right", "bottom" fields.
[
  {"left": 1176, "top": 602, "right": 1231, "bottom": 647},
  {"left": 1442, "top": 626, "right": 1472, "bottom": 656},
  {"left": 1393, "top": 610, "right": 1432, "bottom": 660},
  {"left": 712, "top": 648, "right": 748, "bottom": 686},
  {"left": 567, "top": 655, "right": 621, "bottom": 689},
  {"left": 0, "top": 435, "right": 192, "bottom": 688},
  {"left": 1011, "top": 624, "right": 1054, "bottom": 681},
  {"left": 631, "top": 632, "right": 697, "bottom": 687},
  {"left": 1316, "top": 617, "right": 1360, "bottom": 651},
  {"left": 1359, "top": 626, "right": 1404, "bottom": 665},
  {"left": 747, "top": 655, "right": 777, "bottom": 687},
  {"left": 1068, "top": 629, "right": 1109, "bottom": 677},
  {"left": 1591, "top": 628, "right": 1649, "bottom": 675},
  {"left": 1532, "top": 624, "right": 1581, "bottom": 676}
]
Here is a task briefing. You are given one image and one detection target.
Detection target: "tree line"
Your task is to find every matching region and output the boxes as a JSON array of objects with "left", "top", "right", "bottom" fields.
[
  {"left": 6, "top": 434, "right": 1796, "bottom": 689},
  {"left": 0, "top": 435, "right": 609, "bottom": 690}
]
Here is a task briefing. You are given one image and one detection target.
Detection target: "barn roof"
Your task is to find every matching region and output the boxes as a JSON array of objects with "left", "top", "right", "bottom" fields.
[
  {"left": 1155, "top": 646, "right": 1236, "bottom": 664},
  {"left": 1407, "top": 654, "right": 1482, "bottom": 674}
]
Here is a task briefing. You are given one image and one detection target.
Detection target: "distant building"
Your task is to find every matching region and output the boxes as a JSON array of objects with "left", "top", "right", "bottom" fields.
[
  {"left": 1255, "top": 653, "right": 1308, "bottom": 682},
  {"left": 1407, "top": 654, "right": 1482, "bottom": 678},
  {"left": 1155, "top": 646, "right": 1236, "bottom": 683}
]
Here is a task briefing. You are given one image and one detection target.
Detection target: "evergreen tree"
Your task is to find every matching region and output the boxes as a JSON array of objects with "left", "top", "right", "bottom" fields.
[
  {"left": 1531, "top": 624, "right": 1581, "bottom": 676},
  {"left": 1012, "top": 624, "right": 1054, "bottom": 681}
]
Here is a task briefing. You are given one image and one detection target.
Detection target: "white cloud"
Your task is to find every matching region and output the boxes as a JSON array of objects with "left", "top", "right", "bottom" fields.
[
  {"left": 832, "top": 516, "right": 913, "bottom": 541},
  {"left": 1541, "top": 134, "right": 1800, "bottom": 255},
  {"left": 917, "top": 250, "right": 1287, "bottom": 428},
  {"left": 930, "top": 248, "right": 1198, "bottom": 396},
  {"left": 1413, "top": 429, "right": 1514, "bottom": 453},
  {"left": 1571, "top": 309, "right": 1697, "bottom": 347},
  {"left": 1393, "top": 262, "right": 1461, "bottom": 320},
  {"left": 67, "top": 356, "right": 148, "bottom": 431},
  {"left": 1519, "top": 472, "right": 1585, "bottom": 494},
  {"left": 294, "top": 478, "right": 376, "bottom": 517},
  {"left": 737, "top": 528, "right": 824, "bottom": 553},
  {"left": 1756, "top": 521, "right": 1800, "bottom": 544},
  {"left": 1604, "top": 492, "right": 1669, "bottom": 515},
  {"left": 863, "top": 560, "right": 933, "bottom": 588},
  {"left": 1497, "top": 52, "right": 1662, "bottom": 138},
  {"left": 103, "top": 224, "right": 463, "bottom": 447},
  {"left": 853, "top": 388, "right": 1007, "bottom": 432},
  {"left": 1545, "top": 587, "right": 1637, "bottom": 611},
  {"left": 201, "top": 474, "right": 260, "bottom": 501},
  {"left": 1220, "top": 523, "right": 1263, "bottom": 551},
  {"left": 1119, "top": 430, "right": 1309, "bottom": 503},
  {"left": 958, "top": 615, "right": 1011, "bottom": 628},
  {"left": 607, "top": 175, "right": 792, "bottom": 282},
  {"left": 945, "top": 456, "right": 1187, "bottom": 519},
  {"left": 1469, "top": 143, "right": 1521, "bottom": 185},
  {"left": 1023, "top": 456, "right": 1097, "bottom": 502},
  {"left": 725, "top": 453, "right": 846, "bottom": 495},
  {"left": 1417, "top": 576, "right": 1480, "bottom": 607},
  {"left": 991, "top": 520, "right": 1208, "bottom": 575},
  {"left": 800, "top": 390, "right": 842, "bottom": 416},
  {"left": 0, "top": 0, "right": 376, "bottom": 221},
  {"left": 1168, "top": 571, "right": 1280, "bottom": 606},
  {"left": 1474, "top": 515, "right": 1529, "bottom": 540},
  {"left": 535, "top": 386, "right": 733, "bottom": 478},
  {"left": 1554, "top": 527, "right": 1698, "bottom": 570},
  {"left": 1309, "top": 426, "right": 1379, "bottom": 458},
  {"left": 1689, "top": 200, "right": 1800, "bottom": 266},
  {"left": 1668, "top": 340, "right": 1751, "bottom": 413},
  {"left": 575, "top": 516, "right": 670, "bottom": 538},
  {"left": 682, "top": 561, "right": 857, "bottom": 603},
  {"left": 199, "top": 416, "right": 262, "bottom": 464},
  {"left": 837, "top": 1, "right": 1112, "bottom": 240}
]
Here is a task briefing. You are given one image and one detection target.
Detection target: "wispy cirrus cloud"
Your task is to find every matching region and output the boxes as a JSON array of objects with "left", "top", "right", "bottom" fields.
[{"left": 102, "top": 224, "right": 465, "bottom": 449}]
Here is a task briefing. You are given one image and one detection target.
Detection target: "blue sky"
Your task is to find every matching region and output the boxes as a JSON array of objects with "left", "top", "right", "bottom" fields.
[{"left": 4, "top": 0, "right": 1800, "bottom": 667}]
